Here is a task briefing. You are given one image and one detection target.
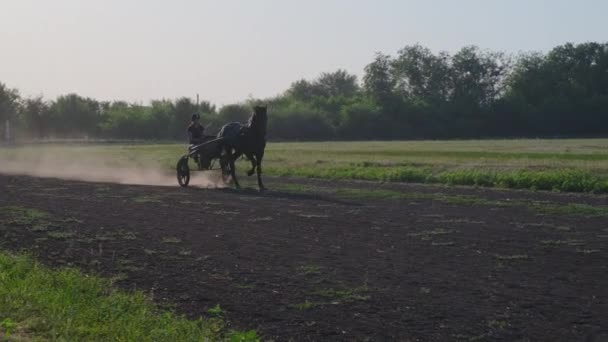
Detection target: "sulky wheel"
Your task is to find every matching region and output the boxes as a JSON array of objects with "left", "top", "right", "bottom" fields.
[{"left": 176, "top": 156, "right": 190, "bottom": 187}]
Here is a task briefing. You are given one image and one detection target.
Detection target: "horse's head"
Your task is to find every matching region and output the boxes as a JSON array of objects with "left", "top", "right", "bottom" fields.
[{"left": 249, "top": 105, "right": 268, "bottom": 137}]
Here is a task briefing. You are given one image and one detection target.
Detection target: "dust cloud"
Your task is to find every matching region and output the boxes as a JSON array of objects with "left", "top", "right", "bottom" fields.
[{"left": 0, "top": 153, "right": 225, "bottom": 188}]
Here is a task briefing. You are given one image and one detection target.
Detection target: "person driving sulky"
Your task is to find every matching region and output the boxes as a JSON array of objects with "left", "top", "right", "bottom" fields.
[{"left": 187, "top": 114, "right": 205, "bottom": 145}]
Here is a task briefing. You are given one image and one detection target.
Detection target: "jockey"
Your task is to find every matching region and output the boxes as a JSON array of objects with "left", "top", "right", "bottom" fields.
[{"left": 187, "top": 114, "right": 205, "bottom": 145}]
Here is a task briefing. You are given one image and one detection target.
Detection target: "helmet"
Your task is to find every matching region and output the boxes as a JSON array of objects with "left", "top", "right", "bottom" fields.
[{"left": 191, "top": 114, "right": 200, "bottom": 121}]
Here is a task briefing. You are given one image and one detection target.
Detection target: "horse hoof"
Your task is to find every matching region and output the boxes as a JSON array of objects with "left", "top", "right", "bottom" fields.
[{"left": 247, "top": 171, "right": 255, "bottom": 176}]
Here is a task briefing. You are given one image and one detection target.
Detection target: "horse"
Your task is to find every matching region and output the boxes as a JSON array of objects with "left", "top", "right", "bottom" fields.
[{"left": 217, "top": 105, "right": 268, "bottom": 190}]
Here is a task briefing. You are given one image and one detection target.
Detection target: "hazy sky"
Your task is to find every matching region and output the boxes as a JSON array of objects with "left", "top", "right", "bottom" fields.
[{"left": 1, "top": 0, "right": 606, "bottom": 105}]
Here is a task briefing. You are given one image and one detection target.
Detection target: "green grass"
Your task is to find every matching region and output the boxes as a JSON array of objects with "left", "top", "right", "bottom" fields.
[
  {"left": 2, "top": 139, "right": 608, "bottom": 193},
  {"left": 207, "top": 304, "right": 225, "bottom": 317},
  {"left": 288, "top": 300, "right": 317, "bottom": 311},
  {"left": 0, "top": 206, "right": 49, "bottom": 226},
  {"left": 162, "top": 237, "right": 182, "bottom": 244},
  {"left": 312, "top": 286, "right": 370, "bottom": 303},
  {"left": 0, "top": 252, "right": 259, "bottom": 341},
  {"left": 287, "top": 286, "right": 369, "bottom": 311},
  {"left": 275, "top": 185, "right": 608, "bottom": 217},
  {"left": 493, "top": 254, "right": 529, "bottom": 260},
  {"left": 47, "top": 231, "right": 75, "bottom": 240},
  {"left": 132, "top": 195, "right": 162, "bottom": 204},
  {"left": 298, "top": 264, "right": 321, "bottom": 276}
]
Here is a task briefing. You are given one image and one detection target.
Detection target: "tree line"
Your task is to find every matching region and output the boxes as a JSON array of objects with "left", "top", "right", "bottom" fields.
[{"left": 1, "top": 41, "right": 607, "bottom": 141}]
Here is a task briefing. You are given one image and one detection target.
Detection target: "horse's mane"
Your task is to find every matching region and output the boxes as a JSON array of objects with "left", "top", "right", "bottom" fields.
[{"left": 247, "top": 106, "right": 267, "bottom": 136}]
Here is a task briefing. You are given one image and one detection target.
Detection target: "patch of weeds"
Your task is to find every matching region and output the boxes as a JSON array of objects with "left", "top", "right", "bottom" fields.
[
  {"left": 0, "top": 206, "right": 49, "bottom": 226},
  {"left": 47, "top": 231, "right": 75, "bottom": 240},
  {"left": 110, "top": 273, "right": 129, "bottom": 282},
  {"left": 273, "top": 183, "right": 317, "bottom": 194},
  {"left": 312, "top": 286, "right": 370, "bottom": 303},
  {"left": 117, "top": 230, "right": 137, "bottom": 240},
  {"left": 249, "top": 217, "right": 273, "bottom": 222},
  {"left": 89, "top": 259, "right": 102, "bottom": 267},
  {"left": 0, "top": 318, "right": 16, "bottom": 337},
  {"left": 577, "top": 249, "right": 601, "bottom": 254},
  {"left": 30, "top": 224, "right": 49, "bottom": 232},
  {"left": 116, "top": 259, "right": 143, "bottom": 272},
  {"left": 297, "top": 213, "right": 329, "bottom": 218},
  {"left": 336, "top": 188, "right": 432, "bottom": 201},
  {"left": 41, "top": 187, "right": 67, "bottom": 192},
  {"left": 488, "top": 319, "right": 508, "bottom": 330},
  {"left": 541, "top": 239, "right": 586, "bottom": 246},
  {"left": 207, "top": 304, "right": 224, "bottom": 317},
  {"left": 226, "top": 330, "right": 260, "bottom": 342},
  {"left": 162, "top": 237, "right": 181, "bottom": 244},
  {"left": 529, "top": 203, "right": 608, "bottom": 217},
  {"left": 468, "top": 334, "right": 488, "bottom": 342},
  {"left": 493, "top": 254, "right": 529, "bottom": 260},
  {"left": 298, "top": 264, "right": 321, "bottom": 275},
  {"left": 431, "top": 241, "right": 455, "bottom": 247},
  {"left": 408, "top": 228, "right": 454, "bottom": 238},
  {"left": 326, "top": 187, "right": 608, "bottom": 218},
  {"left": 132, "top": 196, "right": 162, "bottom": 204},
  {"left": 62, "top": 217, "right": 84, "bottom": 224},
  {"left": 94, "top": 229, "right": 138, "bottom": 241},
  {"left": 435, "top": 219, "right": 484, "bottom": 224},
  {"left": 94, "top": 233, "right": 116, "bottom": 242},
  {"left": 210, "top": 273, "right": 233, "bottom": 281},
  {"left": 288, "top": 300, "right": 317, "bottom": 311},
  {"left": 213, "top": 210, "right": 240, "bottom": 215},
  {"left": 178, "top": 249, "right": 192, "bottom": 256},
  {"left": 525, "top": 222, "right": 552, "bottom": 228}
]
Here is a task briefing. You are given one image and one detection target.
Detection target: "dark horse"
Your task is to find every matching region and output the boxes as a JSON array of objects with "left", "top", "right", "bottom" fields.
[{"left": 218, "top": 105, "right": 268, "bottom": 190}]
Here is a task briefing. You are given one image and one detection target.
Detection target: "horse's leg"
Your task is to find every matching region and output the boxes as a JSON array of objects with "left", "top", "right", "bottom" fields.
[
  {"left": 246, "top": 153, "right": 256, "bottom": 176},
  {"left": 230, "top": 154, "right": 240, "bottom": 188},
  {"left": 256, "top": 150, "right": 265, "bottom": 190}
]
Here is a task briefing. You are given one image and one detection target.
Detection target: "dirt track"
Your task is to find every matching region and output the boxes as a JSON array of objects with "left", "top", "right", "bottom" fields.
[{"left": 1, "top": 174, "right": 607, "bottom": 341}]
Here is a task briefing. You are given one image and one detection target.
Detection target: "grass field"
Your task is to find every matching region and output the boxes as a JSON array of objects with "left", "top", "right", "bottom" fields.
[
  {"left": 0, "top": 252, "right": 258, "bottom": 341},
  {"left": 1, "top": 139, "right": 608, "bottom": 193}
]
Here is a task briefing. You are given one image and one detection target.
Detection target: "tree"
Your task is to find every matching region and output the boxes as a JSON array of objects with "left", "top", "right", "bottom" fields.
[
  {"left": 315, "top": 69, "right": 359, "bottom": 98},
  {"left": 363, "top": 53, "right": 396, "bottom": 104},
  {"left": 287, "top": 79, "right": 318, "bottom": 102},
  {"left": 198, "top": 100, "right": 216, "bottom": 115},
  {"left": 503, "top": 42, "right": 608, "bottom": 136},
  {"left": 48, "top": 94, "right": 100, "bottom": 137},
  {"left": 0, "top": 83, "right": 20, "bottom": 140},
  {"left": 450, "top": 46, "right": 511, "bottom": 108},
  {"left": 20, "top": 97, "right": 50, "bottom": 139},
  {"left": 269, "top": 104, "right": 334, "bottom": 140},
  {"left": 216, "top": 104, "right": 251, "bottom": 125},
  {"left": 391, "top": 45, "right": 451, "bottom": 104},
  {"left": 147, "top": 100, "right": 173, "bottom": 138}
]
